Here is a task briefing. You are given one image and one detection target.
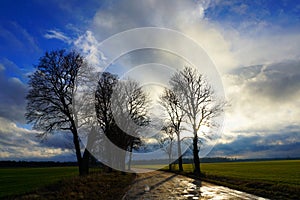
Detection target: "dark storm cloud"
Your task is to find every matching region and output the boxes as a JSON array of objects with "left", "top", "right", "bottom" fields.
[
  {"left": 209, "top": 127, "right": 300, "bottom": 158},
  {"left": 0, "top": 131, "right": 35, "bottom": 148},
  {"left": 0, "top": 64, "right": 27, "bottom": 123},
  {"left": 1, "top": 152, "right": 76, "bottom": 162},
  {"left": 0, "top": 119, "right": 75, "bottom": 160},
  {"left": 0, "top": 125, "right": 73, "bottom": 151},
  {"left": 0, "top": 60, "right": 77, "bottom": 161},
  {"left": 230, "top": 60, "right": 300, "bottom": 102},
  {"left": 38, "top": 133, "right": 74, "bottom": 150}
]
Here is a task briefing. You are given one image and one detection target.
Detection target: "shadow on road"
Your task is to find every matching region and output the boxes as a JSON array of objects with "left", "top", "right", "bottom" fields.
[{"left": 150, "top": 174, "right": 178, "bottom": 191}]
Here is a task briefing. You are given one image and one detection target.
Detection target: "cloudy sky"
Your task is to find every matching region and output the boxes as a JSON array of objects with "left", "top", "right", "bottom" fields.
[{"left": 1, "top": 0, "right": 300, "bottom": 161}]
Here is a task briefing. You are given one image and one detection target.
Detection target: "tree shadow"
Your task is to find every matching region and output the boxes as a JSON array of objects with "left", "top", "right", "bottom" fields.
[
  {"left": 135, "top": 173, "right": 178, "bottom": 196},
  {"left": 131, "top": 170, "right": 167, "bottom": 184},
  {"left": 150, "top": 174, "right": 178, "bottom": 190}
]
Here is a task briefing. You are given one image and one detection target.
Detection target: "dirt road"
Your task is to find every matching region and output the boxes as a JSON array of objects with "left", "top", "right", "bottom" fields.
[{"left": 123, "top": 170, "right": 268, "bottom": 200}]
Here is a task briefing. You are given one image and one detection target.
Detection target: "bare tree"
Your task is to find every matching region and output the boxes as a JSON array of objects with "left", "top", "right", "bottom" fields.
[
  {"left": 160, "top": 89, "right": 185, "bottom": 171},
  {"left": 26, "top": 50, "right": 90, "bottom": 176},
  {"left": 74, "top": 64, "right": 101, "bottom": 174},
  {"left": 157, "top": 124, "right": 175, "bottom": 171},
  {"left": 95, "top": 72, "right": 118, "bottom": 172},
  {"left": 111, "top": 79, "right": 150, "bottom": 170},
  {"left": 170, "top": 66, "right": 224, "bottom": 176},
  {"left": 95, "top": 73, "right": 150, "bottom": 171}
]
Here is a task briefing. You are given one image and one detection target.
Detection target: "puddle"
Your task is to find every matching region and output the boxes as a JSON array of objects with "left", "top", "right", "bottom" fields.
[
  {"left": 199, "top": 184, "right": 269, "bottom": 200},
  {"left": 178, "top": 180, "right": 268, "bottom": 200}
]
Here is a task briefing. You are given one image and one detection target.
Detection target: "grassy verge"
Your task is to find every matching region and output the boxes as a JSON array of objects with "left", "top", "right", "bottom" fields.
[
  {"left": 1, "top": 167, "right": 135, "bottom": 200},
  {"left": 159, "top": 160, "right": 300, "bottom": 200}
]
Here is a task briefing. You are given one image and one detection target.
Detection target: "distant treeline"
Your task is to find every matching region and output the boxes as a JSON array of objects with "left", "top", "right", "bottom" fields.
[
  {"left": 0, "top": 161, "right": 78, "bottom": 168},
  {"left": 131, "top": 157, "right": 300, "bottom": 165},
  {"left": 131, "top": 157, "right": 235, "bottom": 165}
]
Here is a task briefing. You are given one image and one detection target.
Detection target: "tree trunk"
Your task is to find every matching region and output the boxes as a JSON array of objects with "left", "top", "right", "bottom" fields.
[
  {"left": 119, "top": 150, "right": 126, "bottom": 174},
  {"left": 168, "top": 154, "right": 172, "bottom": 171},
  {"left": 169, "top": 141, "right": 173, "bottom": 171},
  {"left": 128, "top": 143, "right": 133, "bottom": 170},
  {"left": 107, "top": 165, "right": 113, "bottom": 172},
  {"left": 81, "top": 148, "right": 90, "bottom": 176},
  {"left": 80, "top": 127, "right": 96, "bottom": 176},
  {"left": 177, "top": 134, "right": 183, "bottom": 171},
  {"left": 71, "top": 128, "right": 84, "bottom": 176},
  {"left": 193, "top": 134, "right": 201, "bottom": 176},
  {"left": 119, "top": 150, "right": 126, "bottom": 172},
  {"left": 105, "top": 138, "right": 113, "bottom": 173}
]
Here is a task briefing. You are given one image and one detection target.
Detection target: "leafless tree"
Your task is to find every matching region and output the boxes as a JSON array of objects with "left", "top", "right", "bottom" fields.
[
  {"left": 94, "top": 72, "right": 118, "bottom": 172},
  {"left": 95, "top": 73, "right": 150, "bottom": 171},
  {"left": 160, "top": 89, "right": 185, "bottom": 171},
  {"left": 170, "top": 66, "right": 224, "bottom": 176},
  {"left": 74, "top": 64, "right": 102, "bottom": 174},
  {"left": 26, "top": 50, "right": 90, "bottom": 176},
  {"left": 157, "top": 124, "right": 175, "bottom": 171},
  {"left": 111, "top": 79, "right": 150, "bottom": 170}
]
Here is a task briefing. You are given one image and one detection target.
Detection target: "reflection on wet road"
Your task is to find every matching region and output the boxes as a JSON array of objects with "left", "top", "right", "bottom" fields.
[
  {"left": 199, "top": 183, "right": 267, "bottom": 200},
  {"left": 123, "top": 170, "right": 268, "bottom": 200}
]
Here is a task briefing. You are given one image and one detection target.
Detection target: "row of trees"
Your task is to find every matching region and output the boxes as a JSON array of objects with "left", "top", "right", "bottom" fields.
[
  {"left": 26, "top": 50, "right": 150, "bottom": 175},
  {"left": 26, "top": 49, "right": 224, "bottom": 176},
  {"left": 159, "top": 67, "right": 223, "bottom": 175}
]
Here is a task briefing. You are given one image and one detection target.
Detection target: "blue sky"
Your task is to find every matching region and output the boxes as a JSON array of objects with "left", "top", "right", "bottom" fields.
[
  {"left": 0, "top": 0, "right": 102, "bottom": 77},
  {"left": 1, "top": 0, "right": 300, "bottom": 161}
]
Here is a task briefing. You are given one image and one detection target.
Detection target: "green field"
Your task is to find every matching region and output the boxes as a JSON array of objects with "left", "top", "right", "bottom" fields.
[
  {"left": 0, "top": 167, "right": 134, "bottom": 199},
  {"left": 0, "top": 167, "right": 78, "bottom": 198},
  {"left": 171, "top": 160, "right": 300, "bottom": 185},
  {"left": 202, "top": 160, "right": 300, "bottom": 187}
]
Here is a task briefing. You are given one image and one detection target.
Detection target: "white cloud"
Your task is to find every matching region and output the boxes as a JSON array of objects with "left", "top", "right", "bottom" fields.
[
  {"left": 228, "top": 32, "right": 300, "bottom": 66},
  {"left": 0, "top": 22, "right": 41, "bottom": 54},
  {"left": 222, "top": 60, "right": 300, "bottom": 140},
  {"left": 44, "top": 30, "right": 72, "bottom": 44},
  {"left": 73, "top": 0, "right": 238, "bottom": 79},
  {"left": 74, "top": 30, "right": 106, "bottom": 67},
  {"left": 81, "top": 0, "right": 300, "bottom": 135},
  {"left": 4, "top": 0, "right": 295, "bottom": 159},
  {"left": 91, "top": 0, "right": 209, "bottom": 37},
  {"left": 0, "top": 116, "right": 74, "bottom": 160}
]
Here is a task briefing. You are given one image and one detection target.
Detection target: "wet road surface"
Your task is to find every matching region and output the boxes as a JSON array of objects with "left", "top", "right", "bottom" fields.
[{"left": 123, "top": 170, "right": 268, "bottom": 200}]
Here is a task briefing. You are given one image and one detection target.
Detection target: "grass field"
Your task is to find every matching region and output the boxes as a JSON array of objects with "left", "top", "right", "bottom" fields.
[
  {"left": 170, "top": 160, "right": 300, "bottom": 185},
  {"left": 0, "top": 167, "right": 78, "bottom": 198},
  {"left": 202, "top": 160, "right": 300, "bottom": 187},
  {"left": 0, "top": 166, "right": 135, "bottom": 199}
]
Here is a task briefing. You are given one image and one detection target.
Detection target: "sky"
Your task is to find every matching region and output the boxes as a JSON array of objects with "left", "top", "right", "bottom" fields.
[{"left": 0, "top": 0, "right": 300, "bottom": 161}]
